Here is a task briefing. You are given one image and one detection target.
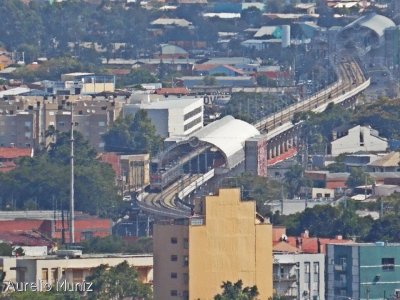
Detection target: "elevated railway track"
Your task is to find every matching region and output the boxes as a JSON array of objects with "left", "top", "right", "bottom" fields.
[{"left": 137, "top": 55, "right": 370, "bottom": 217}]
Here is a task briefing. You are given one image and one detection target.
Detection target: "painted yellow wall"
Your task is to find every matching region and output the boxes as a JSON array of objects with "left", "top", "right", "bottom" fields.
[
  {"left": 188, "top": 188, "right": 273, "bottom": 299},
  {"left": 82, "top": 82, "right": 115, "bottom": 93}
]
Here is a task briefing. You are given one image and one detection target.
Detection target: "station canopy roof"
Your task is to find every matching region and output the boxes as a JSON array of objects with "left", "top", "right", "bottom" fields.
[
  {"left": 189, "top": 116, "right": 259, "bottom": 169},
  {"left": 342, "top": 13, "right": 395, "bottom": 38}
]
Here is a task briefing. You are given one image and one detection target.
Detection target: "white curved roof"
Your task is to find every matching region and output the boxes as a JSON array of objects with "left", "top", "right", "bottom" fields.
[
  {"left": 343, "top": 14, "right": 395, "bottom": 38},
  {"left": 190, "top": 116, "right": 260, "bottom": 168},
  {"left": 161, "top": 44, "right": 188, "bottom": 56}
]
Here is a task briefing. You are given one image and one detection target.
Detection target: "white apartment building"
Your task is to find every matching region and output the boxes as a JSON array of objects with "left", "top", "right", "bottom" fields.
[{"left": 123, "top": 97, "right": 203, "bottom": 138}]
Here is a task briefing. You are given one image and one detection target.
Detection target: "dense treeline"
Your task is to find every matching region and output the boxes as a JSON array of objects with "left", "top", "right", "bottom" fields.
[
  {"left": 0, "top": 0, "right": 155, "bottom": 60},
  {"left": 272, "top": 194, "right": 400, "bottom": 242},
  {"left": 0, "top": 131, "right": 121, "bottom": 218}
]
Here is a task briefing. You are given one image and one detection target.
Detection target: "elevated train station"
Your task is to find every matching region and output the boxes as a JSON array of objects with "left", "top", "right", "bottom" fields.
[{"left": 150, "top": 116, "right": 260, "bottom": 190}]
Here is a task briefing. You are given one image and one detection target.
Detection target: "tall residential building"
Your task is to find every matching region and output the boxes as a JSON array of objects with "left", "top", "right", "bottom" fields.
[
  {"left": 153, "top": 188, "right": 273, "bottom": 300},
  {"left": 327, "top": 243, "right": 400, "bottom": 300},
  {"left": 273, "top": 253, "right": 325, "bottom": 300}
]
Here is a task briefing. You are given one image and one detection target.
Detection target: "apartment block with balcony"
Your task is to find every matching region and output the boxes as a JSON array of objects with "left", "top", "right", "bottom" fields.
[
  {"left": 153, "top": 188, "right": 273, "bottom": 300},
  {"left": 274, "top": 253, "right": 325, "bottom": 300},
  {"left": 327, "top": 243, "right": 400, "bottom": 300}
]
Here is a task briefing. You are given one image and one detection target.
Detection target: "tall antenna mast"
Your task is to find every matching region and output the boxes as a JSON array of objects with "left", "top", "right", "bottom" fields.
[{"left": 70, "top": 102, "right": 75, "bottom": 244}]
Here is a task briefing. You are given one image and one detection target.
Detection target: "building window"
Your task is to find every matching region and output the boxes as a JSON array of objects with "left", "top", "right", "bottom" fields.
[
  {"left": 171, "top": 255, "right": 178, "bottom": 261},
  {"left": 24, "top": 132, "right": 31, "bottom": 138},
  {"left": 184, "top": 107, "right": 202, "bottom": 121},
  {"left": 183, "top": 290, "right": 189, "bottom": 300},
  {"left": 51, "top": 268, "right": 58, "bottom": 284},
  {"left": 183, "top": 255, "right": 189, "bottom": 267},
  {"left": 183, "top": 238, "right": 189, "bottom": 249},
  {"left": 82, "top": 231, "right": 93, "bottom": 240},
  {"left": 314, "top": 262, "right": 319, "bottom": 274},
  {"left": 304, "top": 262, "right": 310, "bottom": 284},
  {"left": 171, "top": 272, "right": 177, "bottom": 279},
  {"left": 170, "top": 290, "right": 178, "bottom": 296},
  {"left": 171, "top": 237, "right": 178, "bottom": 244},
  {"left": 98, "top": 121, "right": 105, "bottom": 127},
  {"left": 42, "top": 269, "right": 48, "bottom": 282},
  {"left": 183, "top": 273, "right": 189, "bottom": 284},
  {"left": 184, "top": 117, "right": 202, "bottom": 131},
  {"left": 72, "top": 270, "right": 83, "bottom": 283},
  {"left": 58, "top": 121, "right": 65, "bottom": 127},
  {"left": 314, "top": 262, "right": 320, "bottom": 283},
  {"left": 382, "top": 258, "right": 395, "bottom": 271}
]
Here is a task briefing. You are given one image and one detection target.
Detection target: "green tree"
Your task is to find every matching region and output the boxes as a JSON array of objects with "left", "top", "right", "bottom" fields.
[
  {"left": 301, "top": 103, "right": 351, "bottom": 154},
  {"left": 86, "top": 261, "right": 152, "bottom": 300},
  {"left": 256, "top": 75, "right": 277, "bottom": 87},
  {"left": 81, "top": 236, "right": 153, "bottom": 254},
  {"left": 221, "top": 174, "right": 284, "bottom": 216},
  {"left": 203, "top": 75, "right": 217, "bottom": 86},
  {"left": 284, "top": 164, "right": 311, "bottom": 199},
  {"left": 214, "top": 280, "right": 258, "bottom": 300},
  {"left": 0, "top": 243, "right": 13, "bottom": 256},
  {"left": 103, "top": 111, "right": 163, "bottom": 155},
  {"left": 346, "top": 168, "right": 372, "bottom": 189},
  {"left": 117, "top": 69, "right": 157, "bottom": 88},
  {"left": 283, "top": 202, "right": 374, "bottom": 240},
  {"left": 365, "top": 215, "right": 400, "bottom": 242},
  {"left": 0, "top": 131, "right": 120, "bottom": 218}
]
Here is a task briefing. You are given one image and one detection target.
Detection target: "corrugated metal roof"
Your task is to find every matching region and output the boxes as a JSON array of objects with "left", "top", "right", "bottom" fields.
[{"left": 368, "top": 151, "right": 400, "bottom": 167}]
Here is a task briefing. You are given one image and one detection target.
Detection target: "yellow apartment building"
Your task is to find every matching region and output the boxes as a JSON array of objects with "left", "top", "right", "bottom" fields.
[{"left": 153, "top": 188, "right": 273, "bottom": 300}]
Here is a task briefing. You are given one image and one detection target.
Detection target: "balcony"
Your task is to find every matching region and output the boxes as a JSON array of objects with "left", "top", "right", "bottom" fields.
[
  {"left": 334, "top": 264, "right": 346, "bottom": 271},
  {"left": 273, "top": 274, "right": 298, "bottom": 282}
]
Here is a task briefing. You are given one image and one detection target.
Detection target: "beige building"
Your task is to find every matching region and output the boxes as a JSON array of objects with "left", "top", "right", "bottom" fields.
[
  {"left": 0, "top": 254, "right": 153, "bottom": 286},
  {"left": 153, "top": 188, "right": 273, "bottom": 300},
  {"left": 0, "top": 96, "right": 123, "bottom": 151},
  {"left": 121, "top": 154, "right": 150, "bottom": 191}
]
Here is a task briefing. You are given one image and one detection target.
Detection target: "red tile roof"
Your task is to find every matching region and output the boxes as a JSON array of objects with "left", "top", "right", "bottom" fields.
[
  {"left": 286, "top": 236, "right": 353, "bottom": 254},
  {"left": 0, "top": 231, "right": 53, "bottom": 247},
  {"left": 0, "top": 147, "right": 33, "bottom": 159}
]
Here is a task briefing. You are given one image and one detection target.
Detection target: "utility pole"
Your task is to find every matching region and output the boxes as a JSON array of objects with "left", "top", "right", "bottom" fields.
[{"left": 70, "top": 103, "right": 75, "bottom": 245}]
